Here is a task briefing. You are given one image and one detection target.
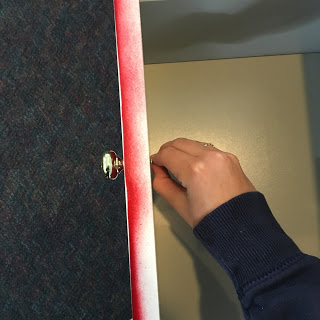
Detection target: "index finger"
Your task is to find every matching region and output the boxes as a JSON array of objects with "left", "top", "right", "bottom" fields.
[
  {"left": 151, "top": 146, "right": 195, "bottom": 187},
  {"left": 159, "top": 137, "right": 219, "bottom": 156}
]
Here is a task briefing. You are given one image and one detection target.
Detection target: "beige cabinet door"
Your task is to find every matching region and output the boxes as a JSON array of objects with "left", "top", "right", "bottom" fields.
[{"left": 145, "top": 54, "right": 320, "bottom": 319}]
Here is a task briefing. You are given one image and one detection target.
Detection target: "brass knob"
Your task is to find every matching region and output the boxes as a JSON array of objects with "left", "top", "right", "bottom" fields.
[{"left": 101, "top": 151, "right": 124, "bottom": 180}]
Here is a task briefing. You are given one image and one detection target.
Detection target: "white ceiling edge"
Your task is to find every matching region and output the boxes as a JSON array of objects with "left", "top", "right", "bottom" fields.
[{"left": 140, "top": 0, "right": 320, "bottom": 64}]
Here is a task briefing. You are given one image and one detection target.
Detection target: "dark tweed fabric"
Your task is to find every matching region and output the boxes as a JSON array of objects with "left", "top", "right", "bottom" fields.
[{"left": 0, "top": 1, "right": 132, "bottom": 319}]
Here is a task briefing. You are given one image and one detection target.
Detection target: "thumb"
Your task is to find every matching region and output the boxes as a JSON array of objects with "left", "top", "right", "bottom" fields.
[{"left": 151, "top": 163, "right": 191, "bottom": 225}]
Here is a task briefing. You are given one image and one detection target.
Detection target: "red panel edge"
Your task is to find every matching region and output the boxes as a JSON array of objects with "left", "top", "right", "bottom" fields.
[
  {"left": 113, "top": 0, "right": 142, "bottom": 317},
  {"left": 114, "top": 1, "right": 158, "bottom": 319}
]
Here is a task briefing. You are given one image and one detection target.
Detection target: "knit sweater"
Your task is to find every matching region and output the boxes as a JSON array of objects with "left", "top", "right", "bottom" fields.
[{"left": 193, "top": 191, "right": 320, "bottom": 319}]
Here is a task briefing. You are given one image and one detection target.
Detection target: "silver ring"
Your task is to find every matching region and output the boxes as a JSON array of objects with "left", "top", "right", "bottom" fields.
[{"left": 204, "top": 143, "right": 214, "bottom": 147}]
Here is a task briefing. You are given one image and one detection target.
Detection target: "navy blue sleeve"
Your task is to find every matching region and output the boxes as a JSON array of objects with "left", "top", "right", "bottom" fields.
[{"left": 193, "top": 191, "right": 320, "bottom": 320}]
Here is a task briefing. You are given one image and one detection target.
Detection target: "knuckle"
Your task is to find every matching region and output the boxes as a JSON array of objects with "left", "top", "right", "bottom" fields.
[
  {"left": 161, "top": 145, "right": 174, "bottom": 156},
  {"left": 212, "top": 151, "right": 229, "bottom": 162},
  {"left": 172, "top": 137, "right": 186, "bottom": 147},
  {"left": 209, "top": 151, "right": 239, "bottom": 167},
  {"left": 227, "top": 152, "right": 239, "bottom": 162},
  {"left": 189, "top": 159, "right": 206, "bottom": 176}
]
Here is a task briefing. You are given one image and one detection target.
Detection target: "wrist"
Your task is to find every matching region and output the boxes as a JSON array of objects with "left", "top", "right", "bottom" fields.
[{"left": 193, "top": 191, "right": 302, "bottom": 295}]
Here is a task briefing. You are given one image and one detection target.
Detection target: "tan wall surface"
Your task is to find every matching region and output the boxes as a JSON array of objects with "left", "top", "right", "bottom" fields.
[{"left": 144, "top": 54, "right": 320, "bottom": 320}]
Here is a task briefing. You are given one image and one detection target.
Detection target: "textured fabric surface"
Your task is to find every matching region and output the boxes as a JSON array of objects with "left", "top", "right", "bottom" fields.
[
  {"left": 194, "top": 192, "right": 320, "bottom": 319},
  {"left": 194, "top": 192, "right": 302, "bottom": 295},
  {"left": 1, "top": 1, "right": 132, "bottom": 319}
]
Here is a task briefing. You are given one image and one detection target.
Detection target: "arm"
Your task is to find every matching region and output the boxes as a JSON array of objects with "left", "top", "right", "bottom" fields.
[
  {"left": 194, "top": 191, "right": 320, "bottom": 320},
  {"left": 150, "top": 137, "right": 320, "bottom": 319}
]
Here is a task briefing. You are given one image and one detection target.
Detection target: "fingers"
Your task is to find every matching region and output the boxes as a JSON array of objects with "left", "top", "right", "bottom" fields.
[
  {"left": 151, "top": 164, "right": 191, "bottom": 226},
  {"left": 159, "top": 137, "right": 220, "bottom": 157},
  {"left": 151, "top": 138, "right": 221, "bottom": 188},
  {"left": 151, "top": 146, "right": 194, "bottom": 187}
]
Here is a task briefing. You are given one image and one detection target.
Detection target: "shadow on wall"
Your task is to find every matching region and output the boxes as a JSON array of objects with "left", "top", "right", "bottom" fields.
[
  {"left": 141, "top": 0, "right": 320, "bottom": 54},
  {"left": 303, "top": 53, "right": 320, "bottom": 245},
  {"left": 151, "top": 175, "right": 244, "bottom": 320}
]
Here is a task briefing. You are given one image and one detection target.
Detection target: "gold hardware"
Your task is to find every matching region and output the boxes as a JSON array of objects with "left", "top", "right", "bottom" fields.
[{"left": 101, "top": 151, "right": 124, "bottom": 180}]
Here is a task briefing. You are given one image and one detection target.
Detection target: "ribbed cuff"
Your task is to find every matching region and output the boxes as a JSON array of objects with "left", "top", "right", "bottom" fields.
[{"left": 193, "top": 192, "right": 302, "bottom": 295}]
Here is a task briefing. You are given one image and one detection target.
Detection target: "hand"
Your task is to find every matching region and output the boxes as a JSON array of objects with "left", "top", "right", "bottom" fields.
[{"left": 150, "top": 138, "right": 256, "bottom": 228}]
